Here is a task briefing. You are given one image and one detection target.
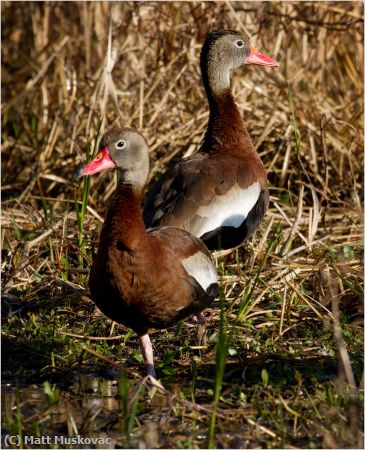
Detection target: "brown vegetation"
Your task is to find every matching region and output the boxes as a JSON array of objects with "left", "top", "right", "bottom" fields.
[{"left": 2, "top": 2, "right": 363, "bottom": 448}]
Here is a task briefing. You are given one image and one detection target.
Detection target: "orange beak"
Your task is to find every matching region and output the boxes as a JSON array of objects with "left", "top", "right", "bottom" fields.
[
  {"left": 77, "top": 147, "right": 116, "bottom": 178},
  {"left": 246, "top": 46, "right": 279, "bottom": 67}
]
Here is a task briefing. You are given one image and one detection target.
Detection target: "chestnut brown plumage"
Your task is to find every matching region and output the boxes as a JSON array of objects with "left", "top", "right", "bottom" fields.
[
  {"left": 143, "top": 30, "right": 279, "bottom": 250},
  {"left": 78, "top": 128, "right": 218, "bottom": 378}
]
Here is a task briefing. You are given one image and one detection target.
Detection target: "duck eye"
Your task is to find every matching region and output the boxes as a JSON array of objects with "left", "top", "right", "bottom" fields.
[
  {"left": 116, "top": 140, "right": 126, "bottom": 149},
  {"left": 235, "top": 40, "right": 244, "bottom": 48}
]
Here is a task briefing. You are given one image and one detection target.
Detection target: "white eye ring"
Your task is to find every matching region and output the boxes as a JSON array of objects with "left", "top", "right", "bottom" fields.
[
  {"left": 116, "top": 139, "right": 126, "bottom": 149},
  {"left": 235, "top": 39, "right": 244, "bottom": 48}
]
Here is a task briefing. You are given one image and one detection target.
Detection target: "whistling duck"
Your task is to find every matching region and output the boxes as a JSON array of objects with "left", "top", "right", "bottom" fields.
[
  {"left": 78, "top": 128, "right": 218, "bottom": 378},
  {"left": 143, "top": 30, "right": 279, "bottom": 250}
]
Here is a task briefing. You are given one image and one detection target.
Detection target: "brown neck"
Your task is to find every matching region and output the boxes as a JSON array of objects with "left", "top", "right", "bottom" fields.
[
  {"left": 200, "top": 44, "right": 255, "bottom": 155},
  {"left": 99, "top": 183, "right": 147, "bottom": 251},
  {"left": 200, "top": 61, "right": 255, "bottom": 156}
]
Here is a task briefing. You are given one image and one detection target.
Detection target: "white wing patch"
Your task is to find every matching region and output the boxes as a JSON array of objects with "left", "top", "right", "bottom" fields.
[
  {"left": 182, "top": 251, "right": 218, "bottom": 292},
  {"left": 188, "top": 181, "right": 261, "bottom": 238}
]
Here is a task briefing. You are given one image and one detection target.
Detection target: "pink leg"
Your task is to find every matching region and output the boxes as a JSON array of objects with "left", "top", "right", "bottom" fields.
[
  {"left": 192, "top": 312, "right": 210, "bottom": 323},
  {"left": 140, "top": 333, "right": 156, "bottom": 378}
]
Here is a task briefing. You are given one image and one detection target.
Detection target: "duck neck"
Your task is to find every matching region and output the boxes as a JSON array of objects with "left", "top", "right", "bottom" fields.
[
  {"left": 100, "top": 182, "right": 147, "bottom": 251},
  {"left": 200, "top": 60, "right": 255, "bottom": 155}
]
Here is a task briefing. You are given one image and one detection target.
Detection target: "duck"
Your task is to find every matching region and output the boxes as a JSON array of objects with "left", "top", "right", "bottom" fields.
[
  {"left": 143, "top": 30, "right": 279, "bottom": 251},
  {"left": 77, "top": 128, "right": 219, "bottom": 378}
]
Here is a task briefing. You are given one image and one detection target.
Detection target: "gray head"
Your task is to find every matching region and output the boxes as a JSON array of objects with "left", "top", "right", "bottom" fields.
[
  {"left": 200, "top": 30, "right": 279, "bottom": 95},
  {"left": 202, "top": 30, "right": 251, "bottom": 72},
  {"left": 79, "top": 127, "right": 150, "bottom": 189}
]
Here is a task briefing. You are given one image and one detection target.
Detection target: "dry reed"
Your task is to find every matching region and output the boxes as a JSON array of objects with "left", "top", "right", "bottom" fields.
[{"left": 2, "top": 2, "right": 363, "bottom": 448}]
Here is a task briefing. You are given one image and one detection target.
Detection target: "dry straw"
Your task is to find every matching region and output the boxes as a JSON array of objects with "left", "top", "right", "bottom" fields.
[{"left": 2, "top": 2, "right": 363, "bottom": 448}]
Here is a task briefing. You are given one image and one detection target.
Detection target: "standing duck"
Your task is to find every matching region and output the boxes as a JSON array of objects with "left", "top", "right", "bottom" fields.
[
  {"left": 143, "top": 30, "right": 279, "bottom": 250},
  {"left": 78, "top": 128, "right": 218, "bottom": 378}
]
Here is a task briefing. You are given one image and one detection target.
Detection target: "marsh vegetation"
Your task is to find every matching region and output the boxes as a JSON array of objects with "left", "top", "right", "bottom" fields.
[{"left": 2, "top": 2, "right": 364, "bottom": 448}]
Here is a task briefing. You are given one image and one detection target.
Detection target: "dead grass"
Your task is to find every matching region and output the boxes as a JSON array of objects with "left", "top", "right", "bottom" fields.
[{"left": 1, "top": 1, "right": 364, "bottom": 449}]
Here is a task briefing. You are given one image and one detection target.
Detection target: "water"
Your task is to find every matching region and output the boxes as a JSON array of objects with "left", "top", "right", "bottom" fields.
[{"left": 1, "top": 372, "right": 176, "bottom": 449}]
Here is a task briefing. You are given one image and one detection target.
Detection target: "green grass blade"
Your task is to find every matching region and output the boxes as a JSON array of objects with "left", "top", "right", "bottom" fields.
[
  {"left": 76, "top": 120, "right": 103, "bottom": 266},
  {"left": 207, "top": 296, "right": 228, "bottom": 448}
]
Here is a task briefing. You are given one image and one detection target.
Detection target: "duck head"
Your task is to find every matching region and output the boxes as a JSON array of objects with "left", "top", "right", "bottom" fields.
[
  {"left": 77, "top": 128, "right": 150, "bottom": 189},
  {"left": 201, "top": 30, "right": 279, "bottom": 96}
]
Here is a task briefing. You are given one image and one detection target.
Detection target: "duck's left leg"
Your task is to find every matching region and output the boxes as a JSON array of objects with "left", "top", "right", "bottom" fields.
[{"left": 139, "top": 333, "right": 156, "bottom": 378}]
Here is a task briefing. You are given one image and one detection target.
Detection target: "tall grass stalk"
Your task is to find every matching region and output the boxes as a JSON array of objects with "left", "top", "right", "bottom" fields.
[
  {"left": 75, "top": 121, "right": 103, "bottom": 266},
  {"left": 118, "top": 369, "right": 144, "bottom": 448},
  {"left": 288, "top": 86, "right": 313, "bottom": 187},
  {"left": 207, "top": 297, "right": 228, "bottom": 448},
  {"left": 118, "top": 369, "right": 130, "bottom": 447},
  {"left": 287, "top": 87, "right": 301, "bottom": 158},
  {"left": 2, "top": 3, "right": 363, "bottom": 447},
  {"left": 15, "top": 386, "right": 23, "bottom": 449},
  {"left": 37, "top": 178, "right": 56, "bottom": 264},
  {"left": 235, "top": 223, "right": 281, "bottom": 323},
  {"left": 37, "top": 178, "right": 49, "bottom": 221},
  {"left": 10, "top": 212, "right": 21, "bottom": 241}
]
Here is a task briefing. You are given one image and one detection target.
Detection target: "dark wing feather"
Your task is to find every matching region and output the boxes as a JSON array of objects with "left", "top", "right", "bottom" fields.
[
  {"left": 143, "top": 154, "right": 209, "bottom": 228},
  {"left": 150, "top": 225, "right": 211, "bottom": 261},
  {"left": 150, "top": 226, "right": 218, "bottom": 298},
  {"left": 144, "top": 153, "right": 233, "bottom": 230}
]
